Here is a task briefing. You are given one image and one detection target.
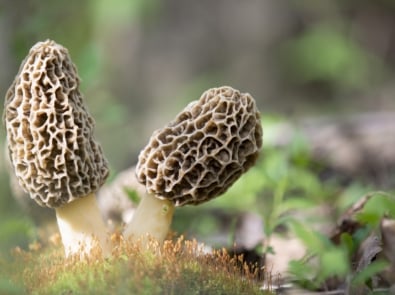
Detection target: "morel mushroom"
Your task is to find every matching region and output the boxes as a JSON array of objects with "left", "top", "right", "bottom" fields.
[
  {"left": 124, "top": 86, "right": 263, "bottom": 244},
  {"left": 3, "top": 40, "right": 110, "bottom": 257}
]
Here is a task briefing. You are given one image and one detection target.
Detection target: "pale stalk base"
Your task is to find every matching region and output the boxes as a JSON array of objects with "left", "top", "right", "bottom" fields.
[
  {"left": 55, "top": 193, "right": 111, "bottom": 258},
  {"left": 123, "top": 193, "right": 175, "bottom": 247}
]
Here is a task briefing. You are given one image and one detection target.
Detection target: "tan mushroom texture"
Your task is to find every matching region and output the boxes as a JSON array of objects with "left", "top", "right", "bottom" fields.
[
  {"left": 124, "top": 86, "right": 262, "bottom": 244},
  {"left": 3, "top": 40, "right": 110, "bottom": 257}
]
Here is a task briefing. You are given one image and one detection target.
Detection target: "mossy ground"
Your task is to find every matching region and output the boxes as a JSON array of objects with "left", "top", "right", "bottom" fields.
[{"left": 1, "top": 234, "right": 271, "bottom": 295}]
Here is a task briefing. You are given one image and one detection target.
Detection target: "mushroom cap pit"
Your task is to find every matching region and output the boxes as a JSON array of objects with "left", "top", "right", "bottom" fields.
[
  {"left": 136, "top": 86, "right": 263, "bottom": 206},
  {"left": 3, "top": 40, "right": 109, "bottom": 208}
]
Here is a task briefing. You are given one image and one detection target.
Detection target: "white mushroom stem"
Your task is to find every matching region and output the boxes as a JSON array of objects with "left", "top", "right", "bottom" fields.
[
  {"left": 55, "top": 193, "right": 111, "bottom": 258},
  {"left": 123, "top": 193, "right": 175, "bottom": 246}
]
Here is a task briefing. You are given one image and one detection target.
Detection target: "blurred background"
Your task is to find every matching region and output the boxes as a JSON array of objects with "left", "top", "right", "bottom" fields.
[{"left": 1, "top": 0, "right": 395, "bottom": 254}]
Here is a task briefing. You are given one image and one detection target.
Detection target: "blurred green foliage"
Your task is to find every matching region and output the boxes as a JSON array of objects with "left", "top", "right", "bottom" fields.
[
  {"left": 288, "top": 222, "right": 350, "bottom": 288},
  {"left": 356, "top": 192, "right": 395, "bottom": 226},
  {"left": 173, "top": 117, "right": 339, "bottom": 234},
  {"left": 173, "top": 117, "right": 394, "bottom": 290},
  {"left": 0, "top": 169, "right": 36, "bottom": 257},
  {"left": 281, "top": 25, "right": 385, "bottom": 90}
]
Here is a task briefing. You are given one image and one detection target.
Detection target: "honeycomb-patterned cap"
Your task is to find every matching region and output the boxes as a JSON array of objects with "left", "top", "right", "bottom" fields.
[
  {"left": 3, "top": 40, "right": 109, "bottom": 208},
  {"left": 136, "top": 86, "right": 263, "bottom": 206}
]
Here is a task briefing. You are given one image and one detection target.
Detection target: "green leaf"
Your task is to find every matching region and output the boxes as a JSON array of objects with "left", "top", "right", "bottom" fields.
[
  {"left": 352, "top": 259, "right": 389, "bottom": 286},
  {"left": 340, "top": 233, "right": 355, "bottom": 255},
  {"left": 263, "top": 245, "right": 275, "bottom": 255},
  {"left": 263, "top": 151, "right": 289, "bottom": 183},
  {"left": 356, "top": 193, "right": 395, "bottom": 226},
  {"left": 125, "top": 188, "right": 141, "bottom": 204},
  {"left": 288, "top": 220, "right": 326, "bottom": 252},
  {"left": 288, "top": 260, "right": 317, "bottom": 289},
  {"left": 210, "top": 164, "right": 265, "bottom": 209},
  {"left": 276, "top": 197, "right": 316, "bottom": 216},
  {"left": 272, "top": 214, "right": 296, "bottom": 230},
  {"left": 319, "top": 247, "right": 349, "bottom": 279}
]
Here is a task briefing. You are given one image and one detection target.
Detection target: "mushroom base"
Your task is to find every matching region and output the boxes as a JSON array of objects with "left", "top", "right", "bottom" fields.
[
  {"left": 123, "top": 193, "right": 175, "bottom": 246},
  {"left": 55, "top": 193, "right": 111, "bottom": 258}
]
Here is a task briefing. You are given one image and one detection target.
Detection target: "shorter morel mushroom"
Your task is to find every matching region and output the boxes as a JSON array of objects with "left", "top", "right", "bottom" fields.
[
  {"left": 124, "top": 86, "right": 263, "bottom": 245},
  {"left": 3, "top": 40, "right": 110, "bottom": 257}
]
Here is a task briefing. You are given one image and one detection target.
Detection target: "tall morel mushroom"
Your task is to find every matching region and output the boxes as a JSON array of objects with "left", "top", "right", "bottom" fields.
[
  {"left": 3, "top": 40, "right": 110, "bottom": 257},
  {"left": 124, "top": 86, "right": 263, "bottom": 244}
]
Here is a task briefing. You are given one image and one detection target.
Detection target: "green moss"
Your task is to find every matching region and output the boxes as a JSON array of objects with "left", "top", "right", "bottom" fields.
[{"left": 3, "top": 236, "right": 270, "bottom": 295}]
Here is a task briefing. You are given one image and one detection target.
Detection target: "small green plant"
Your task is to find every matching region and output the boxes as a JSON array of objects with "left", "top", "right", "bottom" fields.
[
  {"left": 183, "top": 117, "right": 395, "bottom": 292},
  {"left": 2, "top": 236, "right": 269, "bottom": 295}
]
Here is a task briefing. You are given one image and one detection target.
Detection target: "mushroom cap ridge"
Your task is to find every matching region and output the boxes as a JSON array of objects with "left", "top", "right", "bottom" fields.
[
  {"left": 136, "top": 86, "right": 263, "bottom": 206},
  {"left": 3, "top": 40, "right": 109, "bottom": 208}
]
